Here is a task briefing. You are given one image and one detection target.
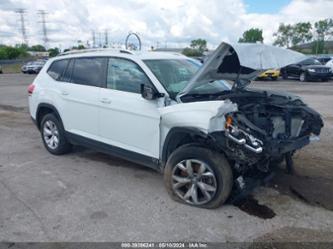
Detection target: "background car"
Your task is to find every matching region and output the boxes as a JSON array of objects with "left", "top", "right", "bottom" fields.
[
  {"left": 21, "top": 60, "right": 46, "bottom": 74},
  {"left": 256, "top": 69, "right": 280, "bottom": 80},
  {"left": 280, "top": 57, "right": 332, "bottom": 82},
  {"left": 325, "top": 58, "right": 333, "bottom": 70},
  {"left": 21, "top": 61, "right": 33, "bottom": 73},
  {"left": 316, "top": 55, "right": 333, "bottom": 65},
  {"left": 0, "top": 65, "right": 3, "bottom": 74}
]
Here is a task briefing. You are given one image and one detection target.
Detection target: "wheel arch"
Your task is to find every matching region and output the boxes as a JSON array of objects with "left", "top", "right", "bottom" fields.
[
  {"left": 36, "top": 103, "right": 63, "bottom": 130},
  {"left": 161, "top": 127, "right": 212, "bottom": 167}
]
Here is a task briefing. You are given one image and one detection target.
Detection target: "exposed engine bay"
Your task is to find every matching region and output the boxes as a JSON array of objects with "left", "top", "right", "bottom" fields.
[{"left": 181, "top": 88, "right": 324, "bottom": 176}]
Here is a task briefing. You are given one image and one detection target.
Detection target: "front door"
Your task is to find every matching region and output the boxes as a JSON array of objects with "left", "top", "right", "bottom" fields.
[{"left": 98, "top": 57, "right": 160, "bottom": 158}]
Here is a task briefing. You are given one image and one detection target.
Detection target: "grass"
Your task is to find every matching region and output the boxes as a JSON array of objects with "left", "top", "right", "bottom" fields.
[{"left": 1, "top": 63, "right": 23, "bottom": 74}]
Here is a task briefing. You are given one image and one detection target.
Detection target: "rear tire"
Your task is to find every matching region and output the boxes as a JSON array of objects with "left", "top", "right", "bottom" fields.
[
  {"left": 40, "top": 113, "right": 72, "bottom": 155},
  {"left": 164, "top": 144, "right": 233, "bottom": 209}
]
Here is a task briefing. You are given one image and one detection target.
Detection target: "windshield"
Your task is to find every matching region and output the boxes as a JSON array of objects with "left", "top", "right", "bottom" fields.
[
  {"left": 301, "top": 58, "right": 322, "bottom": 65},
  {"left": 144, "top": 59, "right": 231, "bottom": 98}
]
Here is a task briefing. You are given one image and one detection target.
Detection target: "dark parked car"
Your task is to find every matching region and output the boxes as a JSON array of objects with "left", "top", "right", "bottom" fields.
[
  {"left": 316, "top": 56, "right": 333, "bottom": 65},
  {"left": 0, "top": 65, "right": 3, "bottom": 74},
  {"left": 280, "top": 57, "right": 332, "bottom": 82}
]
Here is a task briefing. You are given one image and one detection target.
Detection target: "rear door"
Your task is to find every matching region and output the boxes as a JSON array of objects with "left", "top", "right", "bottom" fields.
[
  {"left": 98, "top": 57, "right": 160, "bottom": 158},
  {"left": 59, "top": 57, "right": 107, "bottom": 139}
]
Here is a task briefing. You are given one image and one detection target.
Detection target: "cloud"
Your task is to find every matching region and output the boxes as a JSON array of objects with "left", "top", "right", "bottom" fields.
[{"left": 0, "top": 0, "right": 332, "bottom": 49}]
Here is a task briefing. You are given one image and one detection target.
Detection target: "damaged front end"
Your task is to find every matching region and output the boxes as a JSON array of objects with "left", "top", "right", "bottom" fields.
[
  {"left": 209, "top": 89, "right": 323, "bottom": 177},
  {"left": 174, "top": 42, "right": 324, "bottom": 196}
]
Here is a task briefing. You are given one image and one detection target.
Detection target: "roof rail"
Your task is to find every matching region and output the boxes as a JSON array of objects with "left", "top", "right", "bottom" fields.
[
  {"left": 58, "top": 48, "right": 135, "bottom": 56},
  {"left": 119, "top": 49, "right": 134, "bottom": 55}
]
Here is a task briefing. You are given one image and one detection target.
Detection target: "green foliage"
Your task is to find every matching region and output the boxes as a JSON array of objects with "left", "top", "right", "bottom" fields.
[
  {"left": 273, "top": 23, "right": 296, "bottom": 47},
  {"left": 183, "top": 38, "right": 208, "bottom": 57},
  {"left": 238, "top": 28, "right": 263, "bottom": 43},
  {"left": 29, "top": 44, "right": 46, "bottom": 52},
  {"left": 72, "top": 44, "right": 85, "bottom": 50},
  {"left": 182, "top": 47, "right": 202, "bottom": 57},
  {"left": 311, "top": 18, "right": 333, "bottom": 54},
  {"left": 48, "top": 47, "right": 60, "bottom": 57},
  {"left": 0, "top": 48, "right": 6, "bottom": 59},
  {"left": 274, "top": 22, "right": 312, "bottom": 47},
  {"left": 0, "top": 45, "right": 28, "bottom": 59},
  {"left": 190, "top": 39, "right": 207, "bottom": 54},
  {"left": 274, "top": 19, "right": 332, "bottom": 50},
  {"left": 314, "top": 19, "right": 333, "bottom": 40},
  {"left": 292, "top": 22, "right": 313, "bottom": 46}
]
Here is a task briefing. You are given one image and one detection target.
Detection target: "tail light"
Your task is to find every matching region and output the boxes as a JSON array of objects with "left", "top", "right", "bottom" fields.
[{"left": 28, "top": 83, "right": 35, "bottom": 96}]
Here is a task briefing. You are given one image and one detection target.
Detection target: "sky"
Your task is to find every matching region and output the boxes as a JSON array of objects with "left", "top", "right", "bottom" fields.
[{"left": 0, "top": 0, "right": 332, "bottom": 50}]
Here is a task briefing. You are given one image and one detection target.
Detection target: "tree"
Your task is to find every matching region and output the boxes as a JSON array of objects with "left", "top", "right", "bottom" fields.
[
  {"left": 238, "top": 28, "right": 263, "bottom": 43},
  {"left": 190, "top": 39, "right": 207, "bottom": 54},
  {"left": 291, "top": 22, "right": 313, "bottom": 46},
  {"left": 182, "top": 47, "right": 202, "bottom": 57},
  {"left": 29, "top": 44, "right": 46, "bottom": 52},
  {"left": 0, "top": 45, "right": 28, "bottom": 59},
  {"left": 273, "top": 23, "right": 294, "bottom": 48},
  {"left": 72, "top": 44, "right": 85, "bottom": 50},
  {"left": 313, "top": 18, "right": 333, "bottom": 54},
  {"left": 48, "top": 47, "right": 60, "bottom": 57},
  {"left": 314, "top": 18, "right": 333, "bottom": 40}
]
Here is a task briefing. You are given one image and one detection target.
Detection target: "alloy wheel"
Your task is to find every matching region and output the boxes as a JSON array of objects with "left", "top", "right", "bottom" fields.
[
  {"left": 43, "top": 120, "right": 60, "bottom": 150},
  {"left": 171, "top": 159, "right": 217, "bottom": 205}
]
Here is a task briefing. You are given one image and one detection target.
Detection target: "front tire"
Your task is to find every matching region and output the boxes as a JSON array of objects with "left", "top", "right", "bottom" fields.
[
  {"left": 164, "top": 144, "right": 233, "bottom": 209},
  {"left": 40, "top": 113, "right": 72, "bottom": 155},
  {"left": 300, "top": 72, "right": 307, "bottom": 82}
]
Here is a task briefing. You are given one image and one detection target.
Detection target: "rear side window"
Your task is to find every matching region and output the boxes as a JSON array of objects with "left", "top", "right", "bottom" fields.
[
  {"left": 47, "top": 59, "right": 69, "bottom": 80},
  {"left": 71, "top": 57, "right": 107, "bottom": 87}
]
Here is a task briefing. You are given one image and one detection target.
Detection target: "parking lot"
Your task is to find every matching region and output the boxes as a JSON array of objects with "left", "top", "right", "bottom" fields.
[{"left": 1, "top": 73, "right": 333, "bottom": 242}]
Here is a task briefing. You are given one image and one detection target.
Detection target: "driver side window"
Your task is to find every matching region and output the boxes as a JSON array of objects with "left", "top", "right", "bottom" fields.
[{"left": 107, "top": 58, "right": 152, "bottom": 94}]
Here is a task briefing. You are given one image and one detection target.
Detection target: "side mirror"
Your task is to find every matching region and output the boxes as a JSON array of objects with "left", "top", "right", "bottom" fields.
[{"left": 140, "top": 84, "right": 164, "bottom": 100}]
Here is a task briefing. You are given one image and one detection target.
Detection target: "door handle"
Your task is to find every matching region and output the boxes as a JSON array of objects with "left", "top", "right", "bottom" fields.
[
  {"left": 100, "top": 98, "right": 111, "bottom": 104},
  {"left": 61, "top": 90, "right": 69, "bottom": 96}
]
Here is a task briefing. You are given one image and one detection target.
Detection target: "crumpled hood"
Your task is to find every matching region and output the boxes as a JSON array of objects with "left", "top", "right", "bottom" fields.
[{"left": 177, "top": 42, "right": 306, "bottom": 99}]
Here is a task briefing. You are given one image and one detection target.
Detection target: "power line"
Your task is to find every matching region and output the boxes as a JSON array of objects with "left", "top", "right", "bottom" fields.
[
  {"left": 38, "top": 10, "right": 48, "bottom": 47},
  {"left": 15, "top": 8, "right": 28, "bottom": 45}
]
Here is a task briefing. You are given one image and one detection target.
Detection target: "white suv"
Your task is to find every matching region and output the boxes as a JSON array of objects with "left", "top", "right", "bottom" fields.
[{"left": 28, "top": 43, "right": 323, "bottom": 208}]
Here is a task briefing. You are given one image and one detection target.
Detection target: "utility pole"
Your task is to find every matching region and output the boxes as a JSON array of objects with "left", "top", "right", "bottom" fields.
[
  {"left": 104, "top": 29, "right": 108, "bottom": 47},
  {"left": 15, "top": 8, "right": 28, "bottom": 45},
  {"left": 38, "top": 10, "right": 48, "bottom": 48},
  {"left": 98, "top": 32, "right": 102, "bottom": 48},
  {"left": 92, "top": 30, "right": 96, "bottom": 48}
]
